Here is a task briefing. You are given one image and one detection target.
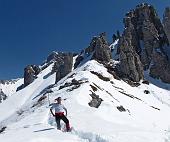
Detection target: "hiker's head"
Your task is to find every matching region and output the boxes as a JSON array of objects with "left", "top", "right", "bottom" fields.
[{"left": 55, "top": 97, "right": 62, "bottom": 103}]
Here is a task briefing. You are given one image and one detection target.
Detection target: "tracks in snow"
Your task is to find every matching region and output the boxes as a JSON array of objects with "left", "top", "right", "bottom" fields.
[
  {"left": 71, "top": 129, "right": 113, "bottom": 142},
  {"left": 48, "top": 116, "right": 113, "bottom": 142}
]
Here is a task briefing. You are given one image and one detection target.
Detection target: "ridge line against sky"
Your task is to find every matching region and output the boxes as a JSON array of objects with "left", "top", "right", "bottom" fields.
[{"left": 0, "top": 0, "right": 169, "bottom": 80}]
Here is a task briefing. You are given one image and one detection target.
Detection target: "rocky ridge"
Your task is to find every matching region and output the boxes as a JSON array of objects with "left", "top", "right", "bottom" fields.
[{"left": 19, "top": 3, "right": 170, "bottom": 90}]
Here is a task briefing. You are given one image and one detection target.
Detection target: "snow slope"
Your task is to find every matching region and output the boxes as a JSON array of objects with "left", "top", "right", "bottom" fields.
[
  {"left": 0, "top": 79, "right": 23, "bottom": 97},
  {"left": 0, "top": 60, "right": 170, "bottom": 142}
]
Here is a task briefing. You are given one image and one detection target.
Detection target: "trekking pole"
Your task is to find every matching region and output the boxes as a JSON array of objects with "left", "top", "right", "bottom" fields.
[
  {"left": 46, "top": 89, "right": 53, "bottom": 106},
  {"left": 47, "top": 92, "right": 50, "bottom": 106}
]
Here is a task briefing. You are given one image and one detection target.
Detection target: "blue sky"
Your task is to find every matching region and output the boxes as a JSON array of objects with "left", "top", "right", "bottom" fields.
[{"left": 0, "top": 0, "right": 169, "bottom": 80}]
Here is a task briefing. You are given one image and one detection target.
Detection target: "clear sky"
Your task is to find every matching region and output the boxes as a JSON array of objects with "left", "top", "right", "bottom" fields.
[{"left": 0, "top": 0, "right": 169, "bottom": 80}]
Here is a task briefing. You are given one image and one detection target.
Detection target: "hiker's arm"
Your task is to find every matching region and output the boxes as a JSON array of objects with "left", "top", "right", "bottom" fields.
[
  {"left": 63, "top": 107, "right": 67, "bottom": 116},
  {"left": 50, "top": 108, "right": 55, "bottom": 116}
]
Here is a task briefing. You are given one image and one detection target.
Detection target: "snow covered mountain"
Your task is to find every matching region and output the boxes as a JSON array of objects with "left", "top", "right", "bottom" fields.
[
  {"left": 0, "top": 3, "right": 170, "bottom": 142},
  {"left": 0, "top": 79, "right": 23, "bottom": 102},
  {"left": 0, "top": 57, "right": 170, "bottom": 142}
]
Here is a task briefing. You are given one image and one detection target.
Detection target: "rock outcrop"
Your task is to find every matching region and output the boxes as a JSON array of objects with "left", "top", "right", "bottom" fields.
[
  {"left": 24, "top": 65, "right": 41, "bottom": 86},
  {"left": 150, "top": 50, "right": 170, "bottom": 83},
  {"left": 54, "top": 53, "right": 73, "bottom": 83},
  {"left": 0, "top": 89, "right": 7, "bottom": 103},
  {"left": 119, "top": 35, "right": 144, "bottom": 82},
  {"left": 89, "top": 33, "right": 112, "bottom": 62},
  {"left": 117, "top": 3, "right": 170, "bottom": 83},
  {"left": 163, "top": 7, "right": 170, "bottom": 60},
  {"left": 92, "top": 33, "right": 112, "bottom": 62},
  {"left": 163, "top": 7, "right": 170, "bottom": 43},
  {"left": 75, "top": 33, "right": 112, "bottom": 68}
]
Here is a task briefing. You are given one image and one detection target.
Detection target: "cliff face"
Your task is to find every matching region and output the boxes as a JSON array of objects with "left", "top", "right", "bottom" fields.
[
  {"left": 163, "top": 7, "right": 170, "bottom": 44},
  {"left": 55, "top": 53, "right": 73, "bottom": 83},
  {"left": 118, "top": 3, "right": 170, "bottom": 83},
  {"left": 24, "top": 65, "right": 41, "bottom": 87}
]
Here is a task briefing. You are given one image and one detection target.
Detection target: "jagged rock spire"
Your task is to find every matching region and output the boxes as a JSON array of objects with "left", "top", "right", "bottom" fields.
[{"left": 118, "top": 3, "right": 170, "bottom": 83}]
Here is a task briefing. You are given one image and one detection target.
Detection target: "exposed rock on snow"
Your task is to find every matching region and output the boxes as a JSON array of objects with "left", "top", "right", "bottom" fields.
[
  {"left": 0, "top": 89, "right": 7, "bottom": 103},
  {"left": 24, "top": 65, "right": 41, "bottom": 86},
  {"left": 74, "top": 33, "right": 112, "bottom": 69},
  {"left": 88, "top": 91, "right": 103, "bottom": 108},
  {"left": 55, "top": 53, "right": 73, "bottom": 83}
]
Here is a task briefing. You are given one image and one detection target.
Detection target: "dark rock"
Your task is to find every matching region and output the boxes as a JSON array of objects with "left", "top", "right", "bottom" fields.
[
  {"left": 16, "top": 109, "right": 24, "bottom": 116},
  {"left": 92, "top": 33, "right": 112, "bottom": 62},
  {"left": 0, "top": 89, "right": 7, "bottom": 103},
  {"left": 16, "top": 84, "right": 25, "bottom": 92},
  {"left": 24, "top": 65, "right": 41, "bottom": 87},
  {"left": 38, "top": 95, "right": 47, "bottom": 103},
  {"left": 150, "top": 106, "right": 160, "bottom": 111},
  {"left": 119, "top": 35, "right": 144, "bottom": 82},
  {"left": 88, "top": 91, "right": 103, "bottom": 108},
  {"left": 163, "top": 7, "right": 170, "bottom": 43},
  {"left": 0, "top": 79, "right": 18, "bottom": 85},
  {"left": 32, "top": 65, "right": 41, "bottom": 75},
  {"left": 118, "top": 90, "right": 142, "bottom": 101},
  {"left": 0, "top": 126, "right": 6, "bottom": 134},
  {"left": 144, "top": 90, "right": 150, "bottom": 94},
  {"left": 59, "top": 79, "right": 88, "bottom": 90},
  {"left": 43, "top": 52, "right": 69, "bottom": 72},
  {"left": 101, "top": 62, "right": 121, "bottom": 80},
  {"left": 46, "top": 51, "right": 63, "bottom": 63},
  {"left": 74, "top": 33, "right": 112, "bottom": 69},
  {"left": 74, "top": 55, "right": 84, "bottom": 69},
  {"left": 117, "top": 105, "right": 126, "bottom": 112},
  {"left": 123, "top": 79, "right": 141, "bottom": 87},
  {"left": 117, "top": 3, "right": 170, "bottom": 84},
  {"left": 90, "top": 84, "right": 98, "bottom": 92},
  {"left": 55, "top": 53, "right": 73, "bottom": 83},
  {"left": 150, "top": 50, "right": 170, "bottom": 83},
  {"left": 142, "top": 80, "right": 150, "bottom": 85},
  {"left": 90, "top": 71, "right": 110, "bottom": 81}
]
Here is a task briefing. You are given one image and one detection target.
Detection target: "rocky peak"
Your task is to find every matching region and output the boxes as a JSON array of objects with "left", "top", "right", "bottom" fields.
[
  {"left": 53, "top": 52, "right": 73, "bottom": 83},
  {"left": 85, "top": 33, "right": 108, "bottom": 53},
  {"left": 24, "top": 65, "right": 41, "bottom": 87},
  {"left": 46, "top": 51, "right": 64, "bottom": 64},
  {"left": 74, "top": 33, "right": 112, "bottom": 69},
  {"left": 92, "top": 33, "right": 112, "bottom": 62},
  {"left": 117, "top": 3, "right": 170, "bottom": 83}
]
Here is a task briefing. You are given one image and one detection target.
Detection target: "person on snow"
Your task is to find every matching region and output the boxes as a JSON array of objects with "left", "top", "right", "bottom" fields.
[{"left": 50, "top": 97, "right": 71, "bottom": 131}]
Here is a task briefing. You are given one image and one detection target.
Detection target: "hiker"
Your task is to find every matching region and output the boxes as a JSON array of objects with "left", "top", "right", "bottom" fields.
[{"left": 50, "top": 97, "right": 71, "bottom": 131}]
